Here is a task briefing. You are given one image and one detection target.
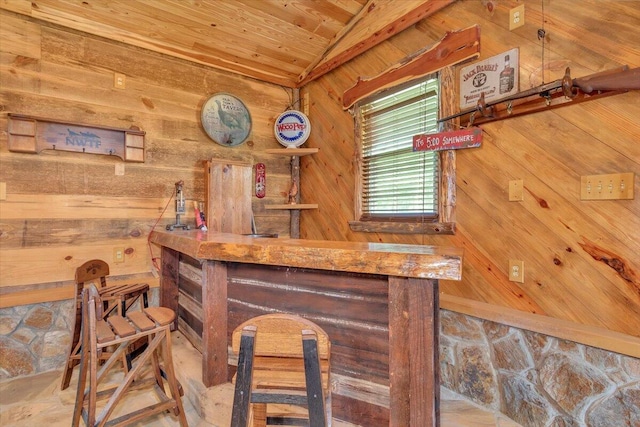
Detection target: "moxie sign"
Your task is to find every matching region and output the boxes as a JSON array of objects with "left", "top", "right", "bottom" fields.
[{"left": 413, "top": 127, "right": 482, "bottom": 152}]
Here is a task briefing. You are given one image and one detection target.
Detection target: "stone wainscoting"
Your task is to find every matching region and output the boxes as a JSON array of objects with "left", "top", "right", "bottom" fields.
[
  {"left": 440, "top": 309, "right": 640, "bottom": 427},
  {"left": 1, "top": 300, "right": 638, "bottom": 426},
  {"left": 0, "top": 290, "right": 158, "bottom": 379}
]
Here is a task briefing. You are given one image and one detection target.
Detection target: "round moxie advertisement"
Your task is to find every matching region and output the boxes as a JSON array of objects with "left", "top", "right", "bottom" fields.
[{"left": 274, "top": 110, "right": 311, "bottom": 148}]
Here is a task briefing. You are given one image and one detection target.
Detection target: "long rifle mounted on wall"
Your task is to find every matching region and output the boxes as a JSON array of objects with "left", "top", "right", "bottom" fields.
[{"left": 439, "top": 66, "right": 640, "bottom": 126}]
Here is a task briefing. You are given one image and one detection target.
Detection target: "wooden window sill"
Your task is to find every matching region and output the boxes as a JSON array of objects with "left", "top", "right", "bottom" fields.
[{"left": 348, "top": 221, "right": 455, "bottom": 235}]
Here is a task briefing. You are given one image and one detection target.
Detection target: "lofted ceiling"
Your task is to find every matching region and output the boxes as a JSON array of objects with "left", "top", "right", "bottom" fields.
[{"left": 1, "top": 0, "right": 454, "bottom": 87}]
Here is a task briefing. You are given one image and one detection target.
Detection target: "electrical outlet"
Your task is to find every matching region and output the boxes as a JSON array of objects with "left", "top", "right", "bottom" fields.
[
  {"left": 509, "top": 4, "right": 525, "bottom": 30},
  {"left": 509, "top": 179, "right": 524, "bottom": 201},
  {"left": 113, "top": 247, "right": 125, "bottom": 263},
  {"left": 115, "top": 163, "right": 125, "bottom": 176},
  {"left": 580, "top": 172, "right": 634, "bottom": 200},
  {"left": 114, "top": 72, "right": 126, "bottom": 89},
  {"left": 509, "top": 259, "right": 525, "bottom": 283}
]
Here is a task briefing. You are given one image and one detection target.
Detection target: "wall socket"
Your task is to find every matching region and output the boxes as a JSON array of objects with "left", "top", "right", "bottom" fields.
[
  {"left": 113, "top": 247, "right": 125, "bottom": 263},
  {"left": 509, "top": 4, "right": 525, "bottom": 30},
  {"left": 509, "top": 259, "right": 525, "bottom": 283},
  {"left": 114, "top": 72, "right": 126, "bottom": 89},
  {"left": 580, "top": 172, "right": 634, "bottom": 200}
]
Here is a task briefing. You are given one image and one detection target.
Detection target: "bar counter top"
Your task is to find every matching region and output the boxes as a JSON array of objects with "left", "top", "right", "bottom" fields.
[{"left": 149, "top": 229, "right": 463, "bottom": 281}]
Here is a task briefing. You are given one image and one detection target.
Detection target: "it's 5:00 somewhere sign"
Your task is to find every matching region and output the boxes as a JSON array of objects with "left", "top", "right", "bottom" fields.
[{"left": 413, "top": 127, "right": 482, "bottom": 152}]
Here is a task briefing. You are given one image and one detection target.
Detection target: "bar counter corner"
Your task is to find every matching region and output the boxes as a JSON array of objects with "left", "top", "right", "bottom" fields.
[{"left": 149, "top": 230, "right": 463, "bottom": 427}]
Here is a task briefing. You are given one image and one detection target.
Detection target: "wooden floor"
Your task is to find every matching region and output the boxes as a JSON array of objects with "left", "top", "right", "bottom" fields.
[{"left": 0, "top": 331, "right": 521, "bottom": 427}]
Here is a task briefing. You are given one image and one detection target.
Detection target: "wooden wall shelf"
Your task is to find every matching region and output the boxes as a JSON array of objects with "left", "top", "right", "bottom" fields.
[
  {"left": 265, "top": 204, "right": 318, "bottom": 210},
  {"left": 265, "top": 148, "right": 318, "bottom": 156}
]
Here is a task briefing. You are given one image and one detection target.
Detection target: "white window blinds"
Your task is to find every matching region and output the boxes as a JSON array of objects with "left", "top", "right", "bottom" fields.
[{"left": 359, "top": 77, "right": 439, "bottom": 221}]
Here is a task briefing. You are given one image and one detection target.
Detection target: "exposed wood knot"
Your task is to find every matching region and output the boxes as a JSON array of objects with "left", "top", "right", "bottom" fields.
[
  {"left": 130, "top": 229, "right": 142, "bottom": 238},
  {"left": 142, "top": 97, "right": 155, "bottom": 109},
  {"left": 579, "top": 237, "right": 639, "bottom": 290},
  {"left": 65, "top": 256, "right": 73, "bottom": 260},
  {"left": 553, "top": 258, "right": 562, "bottom": 266},
  {"left": 538, "top": 199, "right": 549, "bottom": 208},
  {"left": 566, "top": 247, "right": 573, "bottom": 252},
  {"left": 124, "top": 248, "right": 134, "bottom": 255}
]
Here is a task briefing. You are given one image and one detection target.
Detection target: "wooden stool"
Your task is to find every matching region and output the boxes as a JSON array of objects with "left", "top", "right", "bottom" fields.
[
  {"left": 61, "top": 259, "right": 149, "bottom": 390},
  {"left": 230, "top": 314, "right": 331, "bottom": 427},
  {"left": 72, "top": 284, "right": 187, "bottom": 427}
]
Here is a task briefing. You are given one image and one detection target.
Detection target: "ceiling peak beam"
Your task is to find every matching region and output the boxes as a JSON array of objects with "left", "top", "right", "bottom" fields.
[{"left": 297, "top": 0, "right": 455, "bottom": 87}]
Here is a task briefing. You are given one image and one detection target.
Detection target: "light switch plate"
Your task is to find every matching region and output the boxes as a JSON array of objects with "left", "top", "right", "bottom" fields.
[
  {"left": 114, "top": 72, "right": 126, "bottom": 89},
  {"left": 509, "top": 180, "right": 524, "bottom": 201},
  {"left": 580, "top": 172, "right": 634, "bottom": 200}
]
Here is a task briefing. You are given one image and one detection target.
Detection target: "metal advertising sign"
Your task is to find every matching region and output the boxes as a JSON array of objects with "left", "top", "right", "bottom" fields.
[
  {"left": 459, "top": 48, "right": 519, "bottom": 109},
  {"left": 413, "top": 127, "right": 482, "bottom": 152}
]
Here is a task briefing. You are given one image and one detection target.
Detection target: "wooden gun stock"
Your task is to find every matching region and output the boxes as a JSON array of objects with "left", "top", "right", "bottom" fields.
[{"left": 574, "top": 67, "right": 640, "bottom": 93}]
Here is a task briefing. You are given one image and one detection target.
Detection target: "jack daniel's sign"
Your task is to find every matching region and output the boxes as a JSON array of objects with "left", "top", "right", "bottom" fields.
[{"left": 459, "top": 48, "right": 519, "bottom": 109}]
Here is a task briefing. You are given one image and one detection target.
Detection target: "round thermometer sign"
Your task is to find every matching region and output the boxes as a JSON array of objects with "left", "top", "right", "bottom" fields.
[{"left": 274, "top": 110, "right": 311, "bottom": 148}]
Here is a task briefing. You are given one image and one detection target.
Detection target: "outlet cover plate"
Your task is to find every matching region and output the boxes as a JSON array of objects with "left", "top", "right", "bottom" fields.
[
  {"left": 509, "top": 259, "right": 525, "bottom": 283},
  {"left": 509, "top": 4, "right": 525, "bottom": 30}
]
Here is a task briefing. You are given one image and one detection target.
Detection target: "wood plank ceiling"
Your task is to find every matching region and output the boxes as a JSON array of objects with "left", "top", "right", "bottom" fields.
[{"left": 2, "top": 0, "right": 453, "bottom": 88}]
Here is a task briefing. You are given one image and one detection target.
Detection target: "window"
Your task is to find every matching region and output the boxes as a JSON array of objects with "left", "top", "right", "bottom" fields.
[{"left": 355, "top": 76, "right": 440, "bottom": 224}]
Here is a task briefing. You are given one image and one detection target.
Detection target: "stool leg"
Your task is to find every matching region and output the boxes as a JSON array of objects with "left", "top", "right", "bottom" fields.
[
  {"left": 160, "top": 328, "right": 188, "bottom": 426},
  {"left": 71, "top": 342, "right": 89, "bottom": 427},
  {"left": 62, "top": 291, "right": 83, "bottom": 390},
  {"left": 302, "top": 334, "right": 327, "bottom": 427},
  {"left": 231, "top": 329, "right": 257, "bottom": 427}
]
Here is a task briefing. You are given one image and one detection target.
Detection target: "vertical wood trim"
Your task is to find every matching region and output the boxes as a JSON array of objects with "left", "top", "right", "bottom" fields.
[
  {"left": 290, "top": 88, "right": 301, "bottom": 238},
  {"left": 439, "top": 66, "right": 457, "bottom": 224},
  {"left": 201, "top": 260, "right": 228, "bottom": 387},
  {"left": 160, "top": 246, "right": 180, "bottom": 330},
  {"left": 389, "top": 276, "right": 439, "bottom": 427},
  {"left": 388, "top": 277, "right": 410, "bottom": 426}
]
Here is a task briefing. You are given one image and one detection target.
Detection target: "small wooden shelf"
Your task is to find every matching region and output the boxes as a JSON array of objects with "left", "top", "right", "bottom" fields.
[
  {"left": 265, "top": 204, "right": 318, "bottom": 210},
  {"left": 265, "top": 148, "right": 318, "bottom": 156}
]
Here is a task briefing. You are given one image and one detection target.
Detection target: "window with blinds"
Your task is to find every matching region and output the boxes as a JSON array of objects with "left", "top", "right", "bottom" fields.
[{"left": 358, "top": 76, "right": 440, "bottom": 221}]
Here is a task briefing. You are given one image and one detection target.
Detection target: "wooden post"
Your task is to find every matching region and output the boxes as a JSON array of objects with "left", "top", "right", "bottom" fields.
[
  {"left": 160, "top": 247, "right": 180, "bottom": 330},
  {"left": 388, "top": 277, "right": 440, "bottom": 426},
  {"left": 201, "top": 260, "right": 229, "bottom": 387}
]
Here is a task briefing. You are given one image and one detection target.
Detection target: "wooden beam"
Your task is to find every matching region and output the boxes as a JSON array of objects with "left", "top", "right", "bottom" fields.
[
  {"left": 298, "top": 0, "right": 455, "bottom": 87},
  {"left": 342, "top": 25, "right": 480, "bottom": 109}
]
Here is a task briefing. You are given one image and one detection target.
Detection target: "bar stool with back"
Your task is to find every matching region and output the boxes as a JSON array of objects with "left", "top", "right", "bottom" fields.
[
  {"left": 72, "top": 283, "right": 187, "bottom": 427},
  {"left": 230, "top": 313, "right": 332, "bottom": 427},
  {"left": 61, "top": 259, "right": 150, "bottom": 390}
]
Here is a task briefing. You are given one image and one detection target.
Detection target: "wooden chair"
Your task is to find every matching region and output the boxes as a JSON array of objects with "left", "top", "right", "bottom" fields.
[
  {"left": 72, "top": 283, "right": 187, "bottom": 427},
  {"left": 230, "top": 314, "right": 331, "bottom": 427},
  {"left": 61, "top": 259, "right": 149, "bottom": 390}
]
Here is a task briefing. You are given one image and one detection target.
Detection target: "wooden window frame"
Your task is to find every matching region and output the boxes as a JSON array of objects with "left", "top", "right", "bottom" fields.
[{"left": 349, "top": 67, "right": 456, "bottom": 235}]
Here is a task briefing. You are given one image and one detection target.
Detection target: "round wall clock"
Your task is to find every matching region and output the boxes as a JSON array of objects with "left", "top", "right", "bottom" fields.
[{"left": 201, "top": 93, "right": 252, "bottom": 147}]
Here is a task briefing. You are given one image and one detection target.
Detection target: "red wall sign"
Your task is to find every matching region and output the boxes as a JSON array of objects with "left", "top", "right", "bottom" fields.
[{"left": 413, "top": 127, "right": 482, "bottom": 152}]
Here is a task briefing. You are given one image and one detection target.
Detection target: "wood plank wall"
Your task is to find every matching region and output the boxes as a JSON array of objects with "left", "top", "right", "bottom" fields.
[
  {"left": 300, "top": 0, "right": 640, "bottom": 338},
  {"left": 0, "top": 11, "right": 294, "bottom": 307}
]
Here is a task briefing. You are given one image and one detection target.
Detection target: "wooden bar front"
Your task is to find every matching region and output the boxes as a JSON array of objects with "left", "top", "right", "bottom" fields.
[{"left": 149, "top": 230, "right": 463, "bottom": 426}]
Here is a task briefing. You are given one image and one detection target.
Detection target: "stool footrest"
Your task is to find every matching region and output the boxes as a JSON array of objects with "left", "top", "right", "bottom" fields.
[{"left": 252, "top": 390, "right": 309, "bottom": 405}]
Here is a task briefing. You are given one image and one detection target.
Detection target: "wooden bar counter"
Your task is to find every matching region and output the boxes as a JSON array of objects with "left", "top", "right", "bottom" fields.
[{"left": 149, "top": 230, "right": 463, "bottom": 427}]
